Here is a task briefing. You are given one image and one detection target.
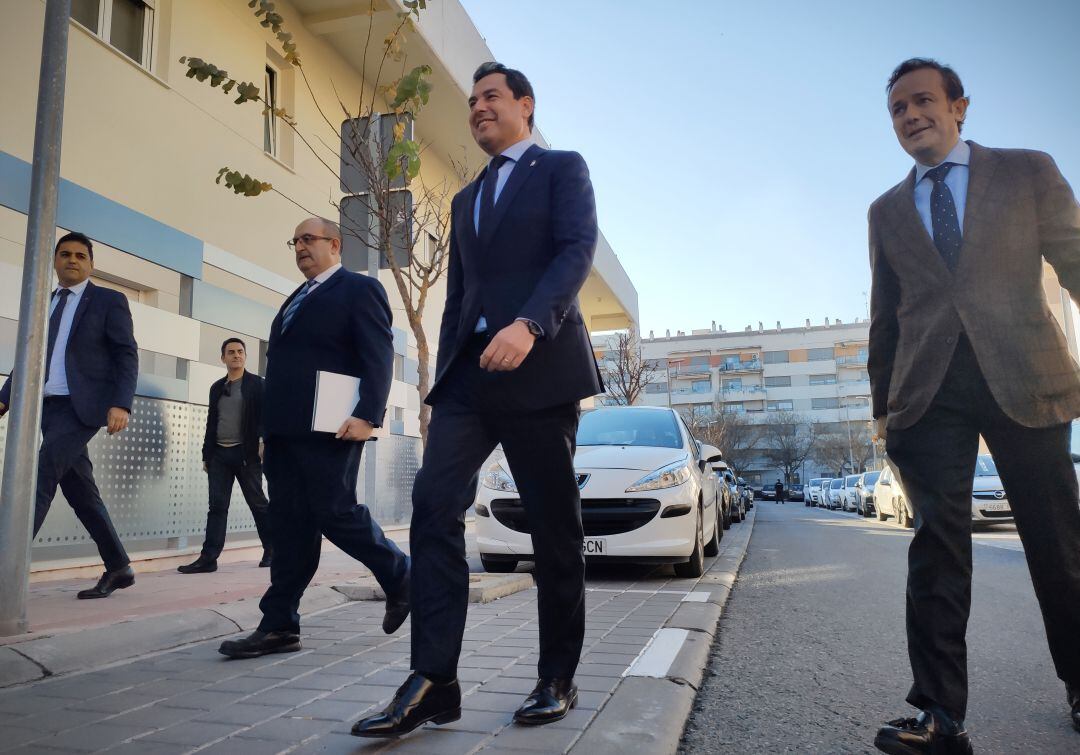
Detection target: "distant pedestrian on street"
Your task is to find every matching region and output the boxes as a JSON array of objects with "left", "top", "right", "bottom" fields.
[
  {"left": 0, "top": 231, "right": 138, "bottom": 599},
  {"left": 868, "top": 58, "right": 1080, "bottom": 753},
  {"left": 774, "top": 480, "right": 785, "bottom": 503},
  {"left": 218, "top": 218, "right": 409, "bottom": 660},
  {"left": 353, "top": 61, "right": 603, "bottom": 738},
  {"left": 178, "top": 338, "right": 272, "bottom": 574}
]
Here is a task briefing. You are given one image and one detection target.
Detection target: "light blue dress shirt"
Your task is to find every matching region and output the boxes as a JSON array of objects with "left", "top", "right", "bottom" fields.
[
  {"left": 43, "top": 278, "right": 90, "bottom": 397},
  {"left": 473, "top": 137, "right": 537, "bottom": 334},
  {"left": 913, "top": 139, "right": 970, "bottom": 238}
]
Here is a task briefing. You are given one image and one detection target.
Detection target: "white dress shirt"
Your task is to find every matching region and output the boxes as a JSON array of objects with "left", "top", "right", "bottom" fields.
[
  {"left": 307, "top": 261, "right": 342, "bottom": 290},
  {"left": 913, "top": 138, "right": 970, "bottom": 238},
  {"left": 43, "top": 278, "right": 91, "bottom": 397}
]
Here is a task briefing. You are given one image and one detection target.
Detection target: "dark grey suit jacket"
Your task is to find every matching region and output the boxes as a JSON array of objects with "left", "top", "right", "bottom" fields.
[{"left": 868, "top": 141, "right": 1080, "bottom": 430}]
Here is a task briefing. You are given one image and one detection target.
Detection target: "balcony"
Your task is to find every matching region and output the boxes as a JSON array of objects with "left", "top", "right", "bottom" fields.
[
  {"left": 718, "top": 385, "right": 767, "bottom": 401},
  {"left": 836, "top": 355, "right": 868, "bottom": 367},
  {"left": 837, "top": 379, "right": 871, "bottom": 398},
  {"left": 718, "top": 359, "right": 763, "bottom": 373},
  {"left": 668, "top": 366, "right": 712, "bottom": 379}
]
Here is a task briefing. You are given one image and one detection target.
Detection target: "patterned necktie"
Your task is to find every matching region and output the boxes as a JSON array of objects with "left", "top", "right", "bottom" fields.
[
  {"left": 281, "top": 279, "right": 316, "bottom": 332},
  {"left": 926, "top": 162, "right": 962, "bottom": 272},
  {"left": 44, "top": 288, "right": 71, "bottom": 382},
  {"left": 478, "top": 154, "right": 509, "bottom": 232}
]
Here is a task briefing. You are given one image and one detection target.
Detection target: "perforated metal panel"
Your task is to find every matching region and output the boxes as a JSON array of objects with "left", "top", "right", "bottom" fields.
[{"left": 0, "top": 394, "right": 421, "bottom": 555}]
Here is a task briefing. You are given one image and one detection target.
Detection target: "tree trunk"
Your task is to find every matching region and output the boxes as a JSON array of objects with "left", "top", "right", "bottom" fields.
[{"left": 412, "top": 319, "right": 432, "bottom": 448}]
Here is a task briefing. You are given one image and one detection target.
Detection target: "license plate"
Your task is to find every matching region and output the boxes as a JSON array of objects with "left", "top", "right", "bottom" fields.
[
  {"left": 982, "top": 502, "right": 1010, "bottom": 512},
  {"left": 583, "top": 538, "right": 607, "bottom": 555}
]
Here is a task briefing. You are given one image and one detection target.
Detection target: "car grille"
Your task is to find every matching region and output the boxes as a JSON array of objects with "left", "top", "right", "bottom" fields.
[
  {"left": 972, "top": 491, "right": 1007, "bottom": 500},
  {"left": 490, "top": 498, "right": 662, "bottom": 536},
  {"left": 977, "top": 509, "right": 1014, "bottom": 519}
]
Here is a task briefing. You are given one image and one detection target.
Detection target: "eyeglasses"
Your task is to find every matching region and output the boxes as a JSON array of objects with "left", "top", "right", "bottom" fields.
[{"left": 286, "top": 234, "right": 335, "bottom": 249}]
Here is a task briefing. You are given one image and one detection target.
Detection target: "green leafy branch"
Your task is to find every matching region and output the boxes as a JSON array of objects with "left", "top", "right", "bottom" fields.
[
  {"left": 216, "top": 167, "right": 272, "bottom": 197},
  {"left": 178, "top": 57, "right": 261, "bottom": 104},
  {"left": 248, "top": 0, "right": 300, "bottom": 65}
]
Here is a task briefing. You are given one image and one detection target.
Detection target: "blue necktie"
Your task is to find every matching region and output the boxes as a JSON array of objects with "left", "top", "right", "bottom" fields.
[
  {"left": 281, "top": 279, "right": 316, "bottom": 332},
  {"left": 478, "top": 154, "right": 509, "bottom": 232},
  {"left": 926, "top": 163, "right": 962, "bottom": 272},
  {"left": 44, "top": 288, "right": 71, "bottom": 382}
]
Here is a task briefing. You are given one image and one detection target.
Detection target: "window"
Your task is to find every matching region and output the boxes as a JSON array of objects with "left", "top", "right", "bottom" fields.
[
  {"left": 645, "top": 382, "right": 668, "bottom": 394},
  {"left": 764, "top": 376, "right": 791, "bottom": 387},
  {"left": 264, "top": 66, "right": 279, "bottom": 156},
  {"left": 767, "top": 400, "right": 794, "bottom": 412},
  {"left": 812, "top": 397, "right": 840, "bottom": 410},
  {"left": 723, "top": 403, "right": 745, "bottom": 414},
  {"left": 810, "top": 373, "right": 837, "bottom": 385},
  {"left": 722, "top": 378, "right": 742, "bottom": 390},
  {"left": 764, "top": 350, "right": 789, "bottom": 364},
  {"left": 807, "top": 347, "right": 835, "bottom": 361},
  {"left": 71, "top": 0, "right": 156, "bottom": 68},
  {"left": 691, "top": 379, "right": 712, "bottom": 394}
]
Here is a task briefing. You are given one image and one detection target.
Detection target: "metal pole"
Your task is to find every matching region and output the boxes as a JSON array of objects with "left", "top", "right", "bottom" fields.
[{"left": 0, "top": 0, "right": 72, "bottom": 637}]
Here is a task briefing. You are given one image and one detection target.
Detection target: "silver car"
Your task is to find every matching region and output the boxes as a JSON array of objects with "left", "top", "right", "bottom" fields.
[
  {"left": 826, "top": 477, "right": 845, "bottom": 509},
  {"left": 971, "top": 455, "right": 1013, "bottom": 524},
  {"left": 841, "top": 474, "right": 861, "bottom": 512}
]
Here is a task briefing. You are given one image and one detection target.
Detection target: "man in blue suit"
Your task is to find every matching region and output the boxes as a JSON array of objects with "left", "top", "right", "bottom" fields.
[
  {"left": 354, "top": 62, "right": 603, "bottom": 738},
  {"left": 0, "top": 231, "right": 138, "bottom": 599},
  {"left": 219, "top": 217, "right": 410, "bottom": 659}
]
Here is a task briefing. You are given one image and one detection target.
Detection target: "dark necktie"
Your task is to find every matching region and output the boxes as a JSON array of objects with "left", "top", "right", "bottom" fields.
[
  {"left": 926, "top": 162, "right": 962, "bottom": 272},
  {"left": 478, "top": 154, "right": 509, "bottom": 232},
  {"left": 281, "top": 279, "right": 316, "bottom": 332},
  {"left": 44, "top": 288, "right": 71, "bottom": 383}
]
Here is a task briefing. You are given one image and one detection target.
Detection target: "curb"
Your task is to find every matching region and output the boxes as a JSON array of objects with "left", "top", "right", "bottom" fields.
[
  {"left": 570, "top": 507, "right": 755, "bottom": 755},
  {"left": 333, "top": 572, "right": 535, "bottom": 604},
  {"left": 0, "top": 585, "right": 350, "bottom": 689}
]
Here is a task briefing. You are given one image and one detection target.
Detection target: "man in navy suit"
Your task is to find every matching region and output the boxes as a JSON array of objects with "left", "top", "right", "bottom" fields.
[
  {"left": 0, "top": 231, "right": 138, "bottom": 599},
  {"left": 218, "top": 217, "right": 410, "bottom": 659},
  {"left": 354, "top": 62, "right": 603, "bottom": 738}
]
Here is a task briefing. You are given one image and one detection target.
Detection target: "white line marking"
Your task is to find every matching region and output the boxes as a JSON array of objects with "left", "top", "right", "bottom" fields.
[
  {"left": 586, "top": 588, "right": 692, "bottom": 595},
  {"left": 624, "top": 627, "right": 689, "bottom": 678},
  {"left": 681, "top": 591, "right": 709, "bottom": 602}
]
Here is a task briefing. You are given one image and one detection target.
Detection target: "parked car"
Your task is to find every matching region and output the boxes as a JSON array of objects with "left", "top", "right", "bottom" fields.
[
  {"left": 713, "top": 462, "right": 740, "bottom": 524},
  {"left": 711, "top": 463, "right": 733, "bottom": 530},
  {"left": 841, "top": 474, "right": 862, "bottom": 511},
  {"left": 855, "top": 470, "right": 881, "bottom": 517},
  {"left": 737, "top": 477, "right": 754, "bottom": 510},
  {"left": 723, "top": 468, "right": 744, "bottom": 522},
  {"left": 805, "top": 478, "right": 827, "bottom": 507},
  {"left": 476, "top": 406, "right": 724, "bottom": 577},
  {"left": 826, "top": 477, "right": 845, "bottom": 509},
  {"left": 788, "top": 483, "right": 805, "bottom": 502},
  {"left": 757, "top": 482, "right": 774, "bottom": 501},
  {"left": 875, "top": 462, "right": 913, "bottom": 527},
  {"left": 971, "top": 455, "right": 1013, "bottom": 525}
]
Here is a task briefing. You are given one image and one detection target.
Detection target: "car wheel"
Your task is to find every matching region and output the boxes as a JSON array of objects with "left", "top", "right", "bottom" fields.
[
  {"left": 722, "top": 504, "right": 732, "bottom": 530},
  {"left": 877, "top": 506, "right": 888, "bottom": 521},
  {"left": 897, "top": 498, "right": 913, "bottom": 529},
  {"left": 674, "top": 508, "right": 705, "bottom": 578},
  {"left": 704, "top": 500, "right": 721, "bottom": 557},
  {"left": 480, "top": 556, "right": 518, "bottom": 573}
]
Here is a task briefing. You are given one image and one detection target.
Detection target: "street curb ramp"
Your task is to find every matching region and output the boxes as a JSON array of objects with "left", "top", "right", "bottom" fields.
[{"left": 570, "top": 508, "right": 755, "bottom": 755}]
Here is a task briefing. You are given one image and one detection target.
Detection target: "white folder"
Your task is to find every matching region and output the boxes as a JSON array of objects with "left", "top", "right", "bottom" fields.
[{"left": 311, "top": 371, "right": 385, "bottom": 438}]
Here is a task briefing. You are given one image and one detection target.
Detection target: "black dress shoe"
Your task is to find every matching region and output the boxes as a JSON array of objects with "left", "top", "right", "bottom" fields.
[
  {"left": 258, "top": 550, "right": 272, "bottom": 568},
  {"left": 383, "top": 575, "right": 410, "bottom": 634},
  {"left": 514, "top": 678, "right": 578, "bottom": 725},
  {"left": 1068, "top": 684, "right": 1080, "bottom": 733},
  {"left": 218, "top": 630, "right": 301, "bottom": 659},
  {"left": 178, "top": 557, "right": 217, "bottom": 574},
  {"left": 351, "top": 672, "right": 461, "bottom": 738},
  {"left": 874, "top": 706, "right": 973, "bottom": 755},
  {"left": 76, "top": 566, "right": 134, "bottom": 599}
]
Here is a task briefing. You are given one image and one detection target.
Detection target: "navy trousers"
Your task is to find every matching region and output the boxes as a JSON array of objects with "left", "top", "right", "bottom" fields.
[
  {"left": 36, "top": 396, "right": 129, "bottom": 571},
  {"left": 257, "top": 434, "right": 409, "bottom": 634}
]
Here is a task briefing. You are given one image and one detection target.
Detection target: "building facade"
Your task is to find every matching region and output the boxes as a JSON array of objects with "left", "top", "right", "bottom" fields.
[{"left": 0, "top": 0, "right": 637, "bottom": 570}]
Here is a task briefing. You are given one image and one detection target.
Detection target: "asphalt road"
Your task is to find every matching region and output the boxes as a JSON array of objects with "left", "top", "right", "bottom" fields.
[{"left": 679, "top": 501, "right": 1079, "bottom": 754}]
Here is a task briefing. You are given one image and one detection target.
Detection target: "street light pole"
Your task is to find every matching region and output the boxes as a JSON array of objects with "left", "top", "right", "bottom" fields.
[{"left": 0, "top": 0, "right": 72, "bottom": 637}]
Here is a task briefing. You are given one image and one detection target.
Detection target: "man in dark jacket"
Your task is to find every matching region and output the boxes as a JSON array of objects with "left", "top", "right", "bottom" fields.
[
  {"left": 774, "top": 480, "right": 786, "bottom": 504},
  {"left": 179, "top": 337, "right": 272, "bottom": 573}
]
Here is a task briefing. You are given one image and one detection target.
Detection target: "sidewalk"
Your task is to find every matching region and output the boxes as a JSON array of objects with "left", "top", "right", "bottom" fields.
[{"left": 0, "top": 512, "right": 755, "bottom": 754}]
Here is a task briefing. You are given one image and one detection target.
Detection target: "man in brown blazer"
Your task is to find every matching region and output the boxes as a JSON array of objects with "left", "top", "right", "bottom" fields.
[{"left": 868, "top": 58, "right": 1080, "bottom": 754}]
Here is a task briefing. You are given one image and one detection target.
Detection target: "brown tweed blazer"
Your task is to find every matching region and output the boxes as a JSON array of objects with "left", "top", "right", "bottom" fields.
[{"left": 868, "top": 141, "right": 1080, "bottom": 430}]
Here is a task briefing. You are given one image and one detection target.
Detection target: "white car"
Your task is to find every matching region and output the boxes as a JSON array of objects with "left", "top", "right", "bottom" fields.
[
  {"left": 806, "top": 478, "right": 828, "bottom": 507},
  {"left": 841, "top": 474, "right": 862, "bottom": 511},
  {"left": 474, "top": 406, "right": 724, "bottom": 578},
  {"left": 826, "top": 478, "right": 845, "bottom": 510},
  {"left": 971, "top": 455, "right": 1013, "bottom": 524},
  {"left": 875, "top": 463, "right": 914, "bottom": 528}
]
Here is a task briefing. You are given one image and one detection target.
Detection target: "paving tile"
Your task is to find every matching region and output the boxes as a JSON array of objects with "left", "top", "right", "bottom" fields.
[
  {"left": 437, "top": 708, "right": 512, "bottom": 735},
  {"left": 95, "top": 740, "right": 186, "bottom": 755},
  {"left": 139, "top": 720, "right": 244, "bottom": 746},
  {"left": 106, "top": 703, "right": 199, "bottom": 730},
  {"left": 0, "top": 693, "right": 69, "bottom": 716},
  {"left": 486, "top": 723, "right": 581, "bottom": 751},
  {"left": 16, "top": 706, "right": 107, "bottom": 734},
  {"left": 194, "top": 703, "right": 282, "bottom": 726},
  {"left": 379, "top": 729, "right": 490, "bottom": 753},
  {"left": 461, "top": 691, "right": 523, "bottom": 713},
  {"left": 157, "top": 688, "right": 247, "bottom": 711},
  {"left": 279, "top": 673, "right": 359, "bottom": 692},
  {"left": 32, "top": 678, "right": 132, "bottom": 700},
  {"left": 572, "top": 675, "right": 620, "bottom": 693},
  {"left": 243, "top": 686, "right": 324, "bottom": 709},
  {"left": 234, "top": 715, "right": 339, "bottom": 742},
  {"left": 331, "top": 683, "right": 396, "bottom": 704},
  {"left": 0, "top": 725, "right": 47, "bottom": 750},
  {"left": 30, "top": 722, "right": 152, "bottom": 753},
  {"left": 203, "top": 675, "right": 281, "bottom": 694},
  {"left": 68, "top": 690, "right": 162, "bottom": 714},
  {"left": 190, "top": 738, "right": 288, "bottom": 755},
  {"left": 475, "top": 676, "right": 538, "bottom": 695},
  {"left": 288, "top": 698, "right": 371, "bottom": 722}
]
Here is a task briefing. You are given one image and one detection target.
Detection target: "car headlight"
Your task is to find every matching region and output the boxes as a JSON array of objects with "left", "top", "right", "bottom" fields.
[
  {"left": 626, "top": 458, "right": 693, "bottom": 492},
  {"left": 481, "top": 462, "right": 517, "bottom": 493}
]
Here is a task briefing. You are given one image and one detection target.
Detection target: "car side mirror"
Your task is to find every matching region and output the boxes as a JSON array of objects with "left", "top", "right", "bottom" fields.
[{"left": 698, "top": 459, "right": 707, "bottom": 472}]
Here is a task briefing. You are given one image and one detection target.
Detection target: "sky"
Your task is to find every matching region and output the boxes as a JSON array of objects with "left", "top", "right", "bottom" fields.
[{"left": 458, "top": 0, "right": 1080, "bottom": 337}]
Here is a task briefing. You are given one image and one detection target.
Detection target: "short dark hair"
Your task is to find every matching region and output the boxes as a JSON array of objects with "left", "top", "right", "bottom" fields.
[
  {"left": 887, "top": 58, "right": 967, "bottom": 131},
  {"left": 55, "top": 231, "right": 93, "bottom": 260},
  {"left": 221, "top": 337, "right": 246, "bottom": 356},
  {"left": 473, "top": 61, "right": 535, "bottom": 130}
]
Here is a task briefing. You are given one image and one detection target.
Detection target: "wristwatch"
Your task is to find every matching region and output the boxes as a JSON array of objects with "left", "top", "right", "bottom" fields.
[{"left": 521, "top": 319, "right": 543, "bottom": 338}]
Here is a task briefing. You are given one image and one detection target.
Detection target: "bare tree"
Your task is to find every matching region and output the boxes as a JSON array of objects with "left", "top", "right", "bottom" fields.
[
  {"left": 695, "top": 411, "right": 763, "bottom": 476},
  {"left": 762, "top": 411, "right": 816, "bottom": 484},
  {"left": 812, "top": 432, "right": 854, "bottom": 476},
  {"left": 598, "top": 328, "right": 659, "bottom": 406},
  {"left": 179, "top": 0, "right": 464, "bottom": 445}
]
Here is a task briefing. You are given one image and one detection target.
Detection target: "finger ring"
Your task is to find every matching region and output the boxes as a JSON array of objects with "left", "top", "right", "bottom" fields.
[{"left": 502, "top": 357, "right": 511, "bottom": 363}]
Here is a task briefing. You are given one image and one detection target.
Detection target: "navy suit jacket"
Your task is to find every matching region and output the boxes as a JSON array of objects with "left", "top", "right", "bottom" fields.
[
  {"left": 262, "top": 267, "right": 395, "bottom": 438},
  {"left": 0, "top": 281, "right": 138, "bottom": 428},
  {"left": 427, "top": 143, "right": 604, "bottom": 410}
]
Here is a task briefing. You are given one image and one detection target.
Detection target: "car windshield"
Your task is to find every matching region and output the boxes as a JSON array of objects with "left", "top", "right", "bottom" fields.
[
  {"left": 975, "top": 455, "right": 998, "bottom": 476},
  {"left": 864, "top": 471, "right": 880, "bottom": 485},
  {"left": 831, "top": 479, "right": 843, "bottom": 489},
  {"left": 846, "top": 475, "right": 859, "bottom": 484},
  {"left": 577, "top": 408, "right": 682, "bottom": 449}
]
